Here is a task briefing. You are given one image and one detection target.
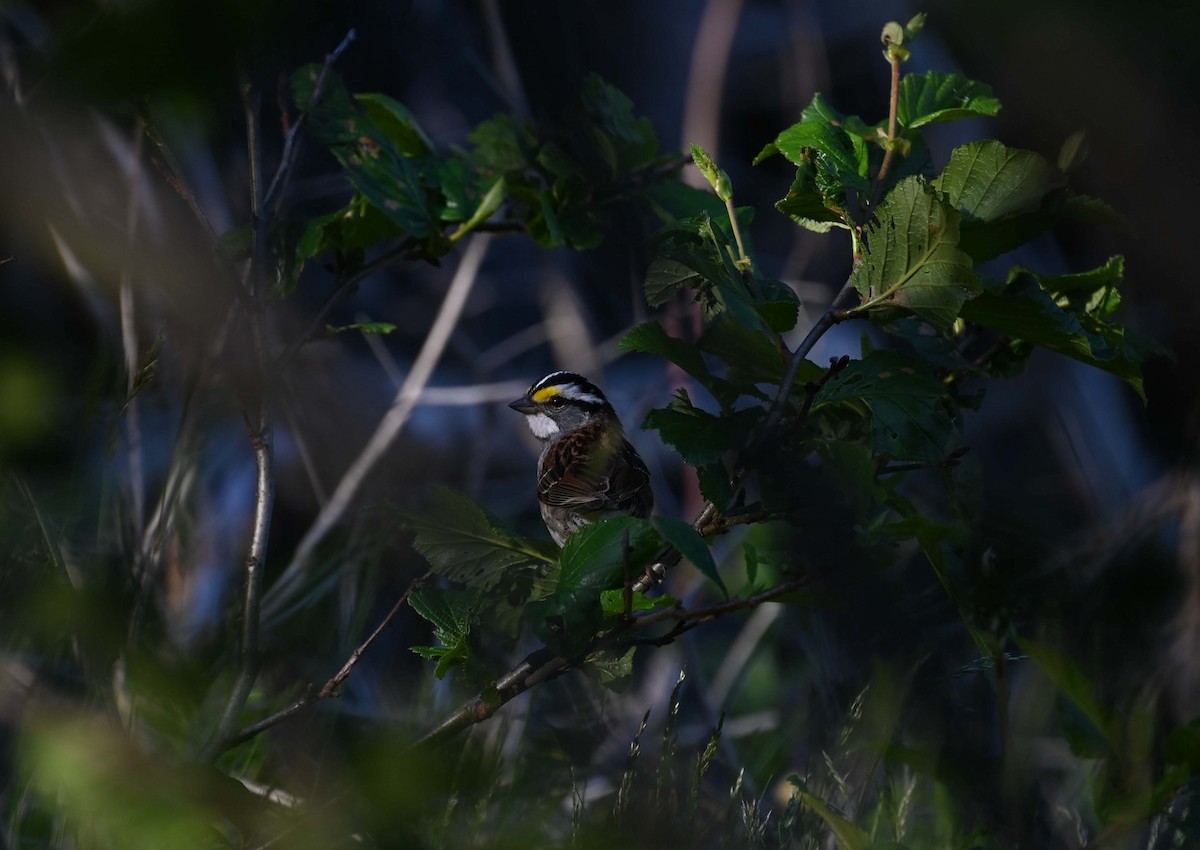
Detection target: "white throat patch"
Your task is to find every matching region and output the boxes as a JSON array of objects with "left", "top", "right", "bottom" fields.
[{"left": 524, "top": 412, "right": 560, "bottom": 440}]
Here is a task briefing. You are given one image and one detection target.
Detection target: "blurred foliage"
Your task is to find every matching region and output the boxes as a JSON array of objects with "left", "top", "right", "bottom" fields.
[{"left": 0, "top": 7, "right": 1192, "bottom": 850}]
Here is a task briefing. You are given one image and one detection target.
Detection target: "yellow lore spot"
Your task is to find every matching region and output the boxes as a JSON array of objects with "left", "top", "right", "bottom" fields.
[{"left": 531, "top": 386, "right": 561, "bottom": 403}]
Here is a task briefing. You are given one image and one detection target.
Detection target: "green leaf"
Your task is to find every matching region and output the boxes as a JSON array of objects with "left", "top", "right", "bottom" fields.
[
  {"left": 698, "top": 318, "right": 795, "bottom": 388},
  {"left": 354, "top": 93, "right": 434, "bottom": 156},
  {"left": 1032, "top": 255, "right": 1124, "bottom": 316},
  {"left": 644, "top": 256, "right": 708, "bottom": 307},
  {"left": 582, "top": 646, "right": 637, "bottom": 688},
  {"left": 617, "top": 322, "right": 711, "bottom": 384},
  {"left": 325, "top": 321, "right": 397, "bottom": 335},
  {"left": 291, "top": 66, "right": 435, "bottom": 238},
  {"left": 599, "top": 589, "right": 675, "bottom": 617},
  {"left": 654, "top": 516, "right": 726, "bottom": 597},
  {"left": 397, "top": 488, "right": 557, "bottom": 591},
  {"left": 933, "top": 141, "right": 1067, "bottom": 261},
  {"left": 896, "top": 71, "right": 1001, "bottom": 130},
  {"left": 772, "top": 95, "right": 870, "bottom": 193},
  {"left": 813, "top": 350, "right": 959, "bottom": 462},
  {"left": 789, "top": 776, "right": 870, "bottom": 850},
  {"left": 742, "top": 542, "right": 758, "bottom": 586},
  {"left": 850, "top": 177, "right": 980, "bottom": 327},
  {"left": 558, "top": 517, "right": 661, "bottom": 596},
  {"left": 468, "top": 113, "right": 537, "bottom": 174},
  {"left": 296, "top": 196, "right": 402, "bottom": 263},
  {"left": 408, "top": 585, "right": 480, "bottom": 678},
  {"left": 752, "top": 278, "right": 801, "bottom": 332},
  {"left": 775, "top": 163, "right": 847, "bottom": 233},
  {"left": 960, "top": 265, "right": 1147, "bottom": 398},
  {"left": 641, "top": 389, "right": 760, "bottom": 466},
  {"left": 448, "top": 176, "right": 505, "bottom": 240}
]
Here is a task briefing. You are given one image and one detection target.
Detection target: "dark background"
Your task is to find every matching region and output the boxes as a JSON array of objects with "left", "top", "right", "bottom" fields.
[{"left": 1, "top": 0, "right": 1197, "bottom": 840}]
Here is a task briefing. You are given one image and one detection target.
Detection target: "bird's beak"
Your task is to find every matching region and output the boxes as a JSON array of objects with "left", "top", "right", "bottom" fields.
[{"left": 508, "top": 395, "right": 537, "bottom": 414}]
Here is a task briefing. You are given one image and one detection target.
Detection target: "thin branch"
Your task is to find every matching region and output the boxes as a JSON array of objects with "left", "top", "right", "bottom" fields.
[
  {"left": 410, "top": 573, "right": 819, "bottom": 750},
  {"left": 317, "top": 571, "right": 432, "bottom": 698},
  {"left": 870, "top": 51, "right": 903, "bottom": 208},
  {"left": 222, "top": 570, "right": 432, "bottom": 749},
  {"left": 200, "top": 408, "right": 274, "bottom": 761},
  {"left": 198, "top": 91, "right": 276, "bottom": 763},
  {"left": 264, "top": 234, "right": 492, "bottom": 621},
  {"left": 262, "top": 28, "right": 356, "bottom": 217},
  {"left": 275, "top": 238, "right": 420, "bottom": 369}
]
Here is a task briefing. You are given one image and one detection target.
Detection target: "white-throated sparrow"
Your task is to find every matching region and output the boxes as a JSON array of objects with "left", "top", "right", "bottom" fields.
[{"left": 509, "top": 371, "right": 653, "bottom": 546}]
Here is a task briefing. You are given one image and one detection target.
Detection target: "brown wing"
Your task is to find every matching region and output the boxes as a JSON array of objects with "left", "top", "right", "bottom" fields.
[{"left": 538, "top": 426, "right": 652, "bottom": 517}]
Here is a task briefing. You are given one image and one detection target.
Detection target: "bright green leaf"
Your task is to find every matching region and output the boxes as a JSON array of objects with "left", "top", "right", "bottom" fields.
[
  {"left": 850, "top": 176, "right": 980, "bottom": 327},
  {"left": 896, "top": 71, "right": 1001, "bottom": 130},
  {"left": 934, "top": 141, "right": 1066, "bottom": 261}
]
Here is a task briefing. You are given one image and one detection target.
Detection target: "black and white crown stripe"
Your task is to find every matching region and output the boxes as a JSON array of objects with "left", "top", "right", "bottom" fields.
[{"left": 528, "top": 371, "right": 611, "bottom": 408}]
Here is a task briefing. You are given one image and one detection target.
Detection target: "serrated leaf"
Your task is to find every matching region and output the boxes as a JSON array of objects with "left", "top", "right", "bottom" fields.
[
  {"left": 697, "top": 463, "right": 734, "bottom": 509},
  {"left": 397, "top": 488, "right": 556, "bottom": 590},
  {"left": 773, "top": 94, "right": 870, "bottom": 193},
  {"left": 698, "top": 318, "right": 804, "bottom": 389},
  {"left": 582, "top": 646, "right": 636, "bottom": 689},
  {"left": 292, "top": 66, "right": 435, "bottom": 237},
  {"left": 933, "top": 141, "right": 1067, "bottom": 261},
  {"left": 813, "top": 350, "right": 959, "bottom": 462},
  {"left": 850, "top": 177, "right": 980, "bottom": 327},
  {"left": 644, "top": 257, "right": 708, "bottom": 307},
  {"left": 896, "top": 71, "right": 1001, "bottom": 130},
  {"left": 960, "top": 267, "right": 1146, "bottom": 398},
  {"left": 558, "top": 516, "right": 661, "bottom": 596},
  {"left": 753, "top": 278, "right": 801, "bottom": 332},
  {"left": 408, "top": 585, "right": 480, "bottom": 678},
  {"left": 617, "top": 322, "right": 710, "bottom": 383},
  {"left": 654, "top": 516, "right": 726, "bottom": 597},
  {"left": 468, "top": 113, "right": 537, "bottom": 174},
  {"left": 641, "top": 391, "right": 760, "bottom": 467}
]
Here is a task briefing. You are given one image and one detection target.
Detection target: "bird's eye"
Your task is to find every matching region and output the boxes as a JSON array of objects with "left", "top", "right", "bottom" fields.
[{"left": 549, "top": 396, "right": 566, "bottom": 409}]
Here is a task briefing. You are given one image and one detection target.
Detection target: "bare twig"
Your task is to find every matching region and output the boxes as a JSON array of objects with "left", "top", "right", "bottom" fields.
[
  {"left": 200, "top": 408, "right": 274, "bottom": 761},
  {"left": 317, "top": 571, "right": 432, "bottom": 698},
  {"left": 198, "top": 92, "right": 277, "bottom": 763},
  {"left": 276, "top": 238, "right": 419, "bottom": 369},
  {"left": 262, "top": 28, "right": 356, "bottom": 217},
  {"left": 264, "top": 234, "right": 492, "bottom": 621},
  {"left": 223, "top": 570, "right": 432, "bottom": 749}
]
